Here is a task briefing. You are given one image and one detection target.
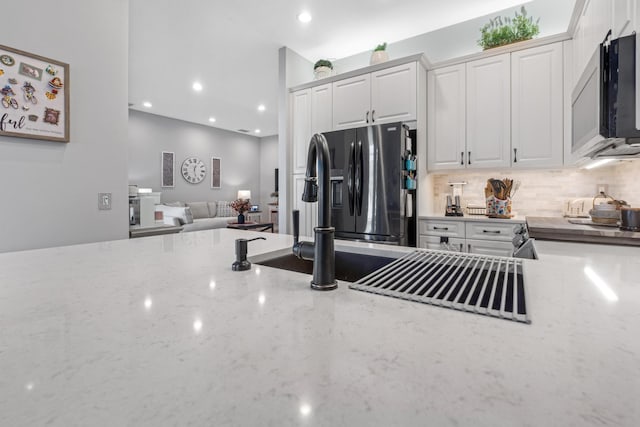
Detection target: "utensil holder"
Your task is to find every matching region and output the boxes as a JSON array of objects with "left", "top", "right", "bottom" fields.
[{"left": 486, "top": 196, "right": 512, "bottom": 218}]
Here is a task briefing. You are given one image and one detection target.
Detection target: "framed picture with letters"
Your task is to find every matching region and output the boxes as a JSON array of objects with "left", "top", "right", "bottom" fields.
[{"left": 0, "top": 44, "right": 69, "bottom": 142}]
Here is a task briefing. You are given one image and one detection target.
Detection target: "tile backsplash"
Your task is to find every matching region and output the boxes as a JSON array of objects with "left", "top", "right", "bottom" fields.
[
  {"left": 430, "top": 161, "right": 639, "bottom": 217},
  {"left": 610, "top": 161, "right": 640, "bottom": 207}
]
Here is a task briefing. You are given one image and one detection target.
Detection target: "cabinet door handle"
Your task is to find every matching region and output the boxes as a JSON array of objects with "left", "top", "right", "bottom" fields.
[
  {"left": 433, "top": 226, "right": 449, "bottom": 231},
  {"left": 366, "top": 111, "right": 369, "bottom": 123},
  {"left": 468, "top": 151, "right": 471, "bottom": 165},
  {"left": 460, "top": 152, "right": 464, "bottom": 165},
  {"left": 513, "top": 148, "right": 518, "bottom": 163},
  {"left": 371, "top": 110, "right": 376, "bottom": 122},
  {"left": 482, "top": 230, "right": 501, "bottom": 234},
  {"left": 460, "top": 243, "right": 464, "bottom": 252}
]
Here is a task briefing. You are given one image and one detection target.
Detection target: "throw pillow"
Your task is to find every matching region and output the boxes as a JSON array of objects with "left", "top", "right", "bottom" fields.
[
  {"left": 217, "top": 201, "right": 234, "bottom": 217},
  {"left": 183, "top": 207, "right": 194, "bottom": 224},
  {"left": 186, "top": 202, "right": 209, "bottom": 219},
  {"left": 207, "top": 201, "right": 218, "bottom": 218},
  {"left": 165, "top": 201, "right": 185, "bottom": 207},
  {"left": 156, "top": 205, "right": 191, "bottom": 225}
]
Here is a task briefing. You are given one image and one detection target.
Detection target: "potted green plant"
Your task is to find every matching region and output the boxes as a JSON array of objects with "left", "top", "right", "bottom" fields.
[
  {"left": 370, "top": 42, "right": 389, "bottom": 65},
  {"left": 478, "top": 6, "right": 540, "bottom": 50},
  {"left": 314, "top": 59, "right": 333, "bottom": 79}
]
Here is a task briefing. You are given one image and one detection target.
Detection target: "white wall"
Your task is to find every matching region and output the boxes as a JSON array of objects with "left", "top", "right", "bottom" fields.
[
  {"left": 278, "top": 47, "right": 314, "bottom": 233},
  {"left": 332, "top": 0, "right": 575, "bottom": 72},
  {"left": 0, "top": 0, "right": 129, "bottom": 253},
  {"left": 259, "top": 135, "right": 279, "bottom": 220},
  {"left": 128, "top": 110, "right": 261, "bottom": 204}
]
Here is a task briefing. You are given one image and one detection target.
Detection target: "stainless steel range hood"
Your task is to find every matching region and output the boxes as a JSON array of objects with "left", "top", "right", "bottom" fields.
[{"left": 588, "top": 138, "right": 640, "bottom": 159}]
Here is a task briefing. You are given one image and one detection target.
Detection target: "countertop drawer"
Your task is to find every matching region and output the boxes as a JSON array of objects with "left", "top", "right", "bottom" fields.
[
  {"left": 419, "top": 219, "right": 465, "bottom": 238},
  {"left": 465, "top": 221, "right": 520, "bottom": 242},
  {"left": 419, "top": 235, "right": 466, "bottom": 252}
]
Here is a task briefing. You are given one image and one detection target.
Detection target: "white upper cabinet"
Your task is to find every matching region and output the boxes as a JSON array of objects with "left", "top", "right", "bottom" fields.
[
  {"left": 333, "top": 62, "right": 417, "bottom": 130},
  {"left": 291, "top": 89, "right": 312, "bottom": 174},
  {"left": 370, "top": 62, "right": 417, "bottom": 124},
  {"left": 332, "top": 74, "right": 371, "bottom": 130},
  {"left": 310, "top": 83, "right": 333, "bottom": 135},
  {"left": 466, "top": 53, "right": 511, "bottom": 169},
  {"left": 511, "top": 42, "right": 564, "bottom": 168},
  {"left": 292, "top": 84, "right": 333, "bottom": 174},
  {"left": 427, "top": 64, "right": 466, "bottom": 170}
]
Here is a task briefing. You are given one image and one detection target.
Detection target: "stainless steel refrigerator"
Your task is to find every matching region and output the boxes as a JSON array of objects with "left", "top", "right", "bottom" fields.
[{"left": 323, "top": 122, "right": 416, "bottom": 246}]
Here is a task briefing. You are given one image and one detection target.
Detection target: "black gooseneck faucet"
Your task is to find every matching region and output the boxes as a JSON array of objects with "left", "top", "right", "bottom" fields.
[{"left": 292, "top": 133, "right": 337, "bottom": 291}]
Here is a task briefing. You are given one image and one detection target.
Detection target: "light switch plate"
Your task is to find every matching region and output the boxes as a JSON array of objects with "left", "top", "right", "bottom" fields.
[{"left": 98, "top": 193, "right": 112, "bottom": 210}]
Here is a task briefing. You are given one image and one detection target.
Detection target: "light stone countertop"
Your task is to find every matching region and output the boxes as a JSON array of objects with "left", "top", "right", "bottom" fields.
[
  {"left": 527, "top": 216, "right": 640, "bottom": 246},
  {"left": 1, "top": 229, "right": 639, "bottom": 426}
]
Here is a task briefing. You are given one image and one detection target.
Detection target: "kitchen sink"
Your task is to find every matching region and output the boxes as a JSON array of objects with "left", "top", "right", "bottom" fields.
[
  {"left": 253, "top": 247, "right": 529, "bottom": 324},
  {"left": 254, "top": 250, "right": 396, "bottom": 283}
]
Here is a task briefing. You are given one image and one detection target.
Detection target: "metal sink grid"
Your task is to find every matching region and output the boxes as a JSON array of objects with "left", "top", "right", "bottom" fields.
[{"left": 349, "top": 249, "right": 530, "bottom": 324}]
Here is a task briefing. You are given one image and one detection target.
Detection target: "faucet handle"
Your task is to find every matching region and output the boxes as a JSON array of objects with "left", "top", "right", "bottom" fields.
[{"left": 292, "top": 209, "right": 300, "bottom": 245}]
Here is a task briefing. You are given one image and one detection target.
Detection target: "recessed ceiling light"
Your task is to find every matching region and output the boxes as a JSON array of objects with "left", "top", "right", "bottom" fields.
[
  {"left": 257, "top": 104, "right": 266, "bottom": 112},
  {"left": 297, "top": 11, "right": 312, "bottom": 23},
  {"left": 255, "top": 129, "right": 261, "bottom": 134},
  {"left": 208, "top": 117, "right": 216, "bottom": 123},
  {"left": 192, "top": 82, "right": 203, "bottom": 91},
  {"left": 142, "top": 101, "right": 152, "bottom": 108}
]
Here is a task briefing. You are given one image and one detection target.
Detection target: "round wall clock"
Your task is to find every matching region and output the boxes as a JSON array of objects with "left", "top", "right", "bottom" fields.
[{"left": 181, "top": 157, "right": 206, "bottom": 184}]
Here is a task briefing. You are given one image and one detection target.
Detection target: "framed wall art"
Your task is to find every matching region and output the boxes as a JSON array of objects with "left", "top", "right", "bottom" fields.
[
  {"left": 0, "top": 44, "right": 70, "bottom": 142},
  {"left": 161, "top": 151, "right": 175, "bottom": 187},
  {"left": 211, "top": 157, "right": 221, "bottom": 189}
]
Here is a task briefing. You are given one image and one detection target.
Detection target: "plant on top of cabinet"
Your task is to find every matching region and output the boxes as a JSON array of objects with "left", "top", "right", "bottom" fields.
[
  {"left": 478, "top": 6, "right": 540, "bottom": 50},
  {"left": 370, "top": 42, "right": 389, "bottom": 65},
  {"left": 314, "top": 59, "right": 333, "bottom": 79}
]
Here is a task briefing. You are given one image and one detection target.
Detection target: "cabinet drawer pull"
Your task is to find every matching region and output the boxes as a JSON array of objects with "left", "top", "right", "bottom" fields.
[
  {"left": 482, "top": 230, "right": 501, "bottom": 234},
  {"left": 433, "top": 226, "right": 449, "bottom": 231}
]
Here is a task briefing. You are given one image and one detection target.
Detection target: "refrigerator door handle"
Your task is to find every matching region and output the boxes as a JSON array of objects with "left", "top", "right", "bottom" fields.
[
  {"left": 355, "top": 140, "right": 364, "bottom": 215},
  {"left": 347, "top": 141, "right": 355, "bottom": 216}
]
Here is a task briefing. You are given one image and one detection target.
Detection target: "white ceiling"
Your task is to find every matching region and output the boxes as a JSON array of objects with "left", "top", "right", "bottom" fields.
[{"left": 129, "top": 0, "right": 577, "bottom": 137}]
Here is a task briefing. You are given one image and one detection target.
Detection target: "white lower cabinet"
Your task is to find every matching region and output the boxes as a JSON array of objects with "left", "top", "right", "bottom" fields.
[
  {"left": 419, "top": 219, "right": 465, "bottom": 238},
  {"left": 466, "top": 239, "right": 515, "bottom": 257},
  {"left": 419, "top": 235, "right": 466, "bottom": 252},
  {"left": 419, "top": 218, "right": 524, "bottom": 257},
  {"left": 465, "top": 221, "right": 521, "bottom": 242}
]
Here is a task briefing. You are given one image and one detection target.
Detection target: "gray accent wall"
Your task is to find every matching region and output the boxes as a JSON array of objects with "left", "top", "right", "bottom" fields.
[
  {"left": 0, "top": 0, "right": 129, "bottom": 253},
  {"left": 128, "top": 110, "right": 262, "bottom": 206}
]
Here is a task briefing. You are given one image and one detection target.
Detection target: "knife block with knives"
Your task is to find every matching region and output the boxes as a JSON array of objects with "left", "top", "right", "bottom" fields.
[{"left": 485, "top": 178, "right": 514, "bottom": 218}]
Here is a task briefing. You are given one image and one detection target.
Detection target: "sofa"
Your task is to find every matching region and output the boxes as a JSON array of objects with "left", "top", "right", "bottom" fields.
[{"left": 156, "top": 201, "right": 238, "bottom": 232}]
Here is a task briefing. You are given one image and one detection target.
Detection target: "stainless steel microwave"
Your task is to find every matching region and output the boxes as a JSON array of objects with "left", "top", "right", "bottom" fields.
[{"left": 571, "top": 32, "right": 640, "bottom": 160}]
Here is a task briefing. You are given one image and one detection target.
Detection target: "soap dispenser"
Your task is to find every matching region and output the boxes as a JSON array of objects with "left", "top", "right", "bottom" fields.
[{"left": 232, "top": 237, "right": 266, "bottom": 271}]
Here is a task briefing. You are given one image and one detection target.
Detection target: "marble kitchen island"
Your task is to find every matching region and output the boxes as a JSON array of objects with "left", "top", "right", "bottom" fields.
[{"left": 0, "top": 229, "right": 639, "bottom": 426}]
